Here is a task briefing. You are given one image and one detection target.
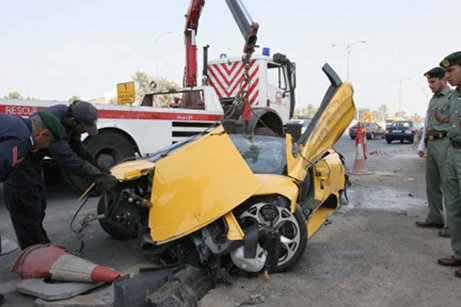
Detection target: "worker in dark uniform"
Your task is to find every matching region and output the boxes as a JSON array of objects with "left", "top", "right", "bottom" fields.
[
  {"left": 0, "top": 111, "right": 63, "bottom": 181},
  {"left": 416, "top": 67, "right": 452, "bottom": 238},
  {"left": 436, "top": 51, "right": 461, "bottom": 277},
  {"left": 3, "top": 101, "right": 117, "bottom": 250},
  {"left": 0, "top": 111, "right": 62, "bottom": 307}
]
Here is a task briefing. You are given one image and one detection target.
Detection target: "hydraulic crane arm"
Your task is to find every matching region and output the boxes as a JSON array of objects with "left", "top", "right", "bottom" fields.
[
  {"left": 184, "top": 0, "right": 205, "bottom": 87},
  {"left": 184, "top": 0, "right": 259, "bottom": 87}
]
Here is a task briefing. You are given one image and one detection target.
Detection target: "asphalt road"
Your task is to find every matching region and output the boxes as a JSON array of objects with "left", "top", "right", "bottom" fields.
[{"left": 0, "top": 134, "right": 441, "bottom": 306}]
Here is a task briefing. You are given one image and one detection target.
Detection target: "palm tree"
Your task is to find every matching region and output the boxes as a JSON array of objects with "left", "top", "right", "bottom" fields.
[{"left": 4, "top": 91, "right": 22, "bottom": 99}]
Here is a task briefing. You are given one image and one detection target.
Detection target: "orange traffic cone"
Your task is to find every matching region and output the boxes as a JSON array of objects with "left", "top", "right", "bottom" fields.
[
  {"left": 10, "top": 244, "right": 120, "bottom": 283},
  {"left": 352, "top": 122, "right": 368, "bottom": 173}
]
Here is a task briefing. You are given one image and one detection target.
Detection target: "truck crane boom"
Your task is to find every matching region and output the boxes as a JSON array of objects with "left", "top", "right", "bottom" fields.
[{"left": 184, "top": 0, "right": 259, "bottom": 87}]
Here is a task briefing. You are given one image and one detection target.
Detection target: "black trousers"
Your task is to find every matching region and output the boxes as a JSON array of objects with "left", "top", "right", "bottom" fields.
[{"left": 3, "top": 155, "right": 50, "bottom": 250}]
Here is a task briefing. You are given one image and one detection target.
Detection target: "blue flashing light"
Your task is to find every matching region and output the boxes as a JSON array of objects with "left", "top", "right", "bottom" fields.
[
  {"left": 220, "top": 53, "right": 227, "bottom": 59},
  {"left": 262, "top": 47, "right": 270, "bottom": 56}
]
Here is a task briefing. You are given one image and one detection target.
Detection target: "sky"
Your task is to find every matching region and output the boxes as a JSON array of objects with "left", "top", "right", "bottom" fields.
[{"left": 0, "top": 0, "right": 459, "bottom": 117}]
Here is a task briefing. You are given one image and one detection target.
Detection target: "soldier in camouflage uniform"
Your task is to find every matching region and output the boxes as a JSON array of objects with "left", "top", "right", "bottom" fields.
[
  {"left": 416, "top": 67, "right": 452, "bottom": 238},
  {"left": 436, "top": 51, "right": 461, "bottom": 277}
]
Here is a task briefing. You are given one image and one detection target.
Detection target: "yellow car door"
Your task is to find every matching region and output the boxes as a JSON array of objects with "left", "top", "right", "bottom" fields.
[{"left": 287, "top": 64, "right": 356, "bottom": 180}]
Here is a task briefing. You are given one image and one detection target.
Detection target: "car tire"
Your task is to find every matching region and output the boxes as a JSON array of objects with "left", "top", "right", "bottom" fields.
[
  {"left": 386, "top": 138, "right": 392, "bottom": 144},
  {"left": 350, "top": 136, "right": 355, "bottom": 140},
  {"left": 274, "top": 205, "right": 308, "bottom": 273}
]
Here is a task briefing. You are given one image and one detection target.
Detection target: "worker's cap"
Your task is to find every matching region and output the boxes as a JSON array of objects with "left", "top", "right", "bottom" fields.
[
  {"left": 37, "top": 111, "right": 63, "bottom": 140},
  {"left": 440, "top": 51, "right": 461, "bottom": 69},
  {"left": 424, "top": 67, "right": 446, "bottom": 79},
  {"left": 70, "top": 101, "right": 99, "bottom": 136}
]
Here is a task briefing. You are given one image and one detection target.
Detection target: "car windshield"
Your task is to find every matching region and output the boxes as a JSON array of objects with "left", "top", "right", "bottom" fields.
[
  {"left": 229, "top": 135, "right": 287, "bottom": 175},
  {"left": 390, "top": 121, "right": 412, "bottom": 128}
]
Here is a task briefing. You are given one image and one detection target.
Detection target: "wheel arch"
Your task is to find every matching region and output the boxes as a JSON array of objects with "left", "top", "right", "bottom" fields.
[{"left": 83, "top": 127, "right": 142, "bottom": 157}]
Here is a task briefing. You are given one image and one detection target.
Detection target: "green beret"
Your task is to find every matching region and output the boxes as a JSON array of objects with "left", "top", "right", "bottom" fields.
[
  {"left": 440, "top": 51, "right": 461, "bottom": 68},
  {"left": 424, "top": 67, "right": 446, "bottom": 79},
  {"left": 37, "top": 111, "right": 63, "bottom": 140}
]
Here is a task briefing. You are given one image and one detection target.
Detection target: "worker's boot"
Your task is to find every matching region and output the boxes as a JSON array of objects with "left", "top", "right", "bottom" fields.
[{"left": 0, "top": 293, "right": 5, "bottom": 306}]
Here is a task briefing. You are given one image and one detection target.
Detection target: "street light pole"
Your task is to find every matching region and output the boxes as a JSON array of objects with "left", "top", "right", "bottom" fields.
[
  {"left": 391, "top": 78, "right": 411, "bottom": 119},
  {"left": 155, "top": 30, "right": 173, "bottom": 83},
  {"left": 332, "top": 40, "right": 366, "bottom": 80}
]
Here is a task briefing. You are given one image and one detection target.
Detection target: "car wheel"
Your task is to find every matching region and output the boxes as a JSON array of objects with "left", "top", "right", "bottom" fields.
[
  {"left": 400, "top": 139, "right": 404, "bottom": 144},
  {"left": 386, "top": 138, "right": 392, "bottom": 144},
  {"left": 350, "top": 136, "right": 355, "bottom": 140},
  {"left": 239, "top": 203, "right": 307, "bottom": 273}
]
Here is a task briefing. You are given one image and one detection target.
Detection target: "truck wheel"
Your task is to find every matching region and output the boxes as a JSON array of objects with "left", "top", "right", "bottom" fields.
[
  {"left": 254, "top": 126, "right": 276, "bottom": 136},
  {"left": 63, "top": 131, "right": 136, "bottom": 192},
  {"left": 86, "top": 131, "right": 136, "bottom": 172}
]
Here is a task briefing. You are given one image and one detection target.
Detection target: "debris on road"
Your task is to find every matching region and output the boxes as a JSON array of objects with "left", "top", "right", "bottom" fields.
[
  {"left": 235, "top": 293, "right": 266, "bottom": 306},
  {"left": 17, "top": 278, "right": 105, "bottom": 301}
]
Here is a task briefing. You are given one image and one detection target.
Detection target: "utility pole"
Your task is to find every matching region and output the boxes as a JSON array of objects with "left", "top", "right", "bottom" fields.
[
  {"left": 391, "top": 78, "right": 411, "bottom": 119},
  {"left": 332, "top": 40, "right": 366, "bottom": 80}
]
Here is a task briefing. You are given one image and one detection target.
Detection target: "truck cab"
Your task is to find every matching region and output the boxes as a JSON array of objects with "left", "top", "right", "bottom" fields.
[{"left": 207, "top": 52, "right": 296, "bottom": 135}]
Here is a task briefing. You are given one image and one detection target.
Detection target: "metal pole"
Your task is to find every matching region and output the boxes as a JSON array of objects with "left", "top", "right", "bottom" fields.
[
  {"left": 332, "top": 40, "right": 366, "bottom": 81},
  {"left": 398, "top": 80, "right": 402, "bottom": 119}
]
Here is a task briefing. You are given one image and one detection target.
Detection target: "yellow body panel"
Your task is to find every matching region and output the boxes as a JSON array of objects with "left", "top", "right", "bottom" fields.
[
  {"left": 313, "top": 151, "right": 345, "bottom": 202},
  {"left": 110, "top": 160, "right": 156, "bottom": 180},
  {"left": 225, "top": 212, "right": 245, "bottom": 241},
  {"left": 288, "top": 82, "right": 355, "bottom": 181},
  {"left": 307, "top": 207, "right": 335, "bottom": 239},
  {"left": 149, "top": 126, "right": 261, "bottom": 244},
  {"left": 253, "top": 174, "right": 300, "bottom": 212}
]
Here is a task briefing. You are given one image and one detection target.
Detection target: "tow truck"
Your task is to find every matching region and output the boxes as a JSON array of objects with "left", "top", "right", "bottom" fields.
[{"left": 0, "top": 0, "right": 297, "bottom": 190}]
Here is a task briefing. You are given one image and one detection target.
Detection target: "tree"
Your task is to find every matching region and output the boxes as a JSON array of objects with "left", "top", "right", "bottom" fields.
[
  {"left": 131, "top": 71, "right": 179, "bottom": 106},
  {"left": 68, "top": 95, "right": 80, "bottom": 103},
  {"left": 4, "top": 91, "right": 22, "bottom": 99},
  {"left": 293, "top": 104, "right": 318, "bottom": 119},
  {"left": 378, "top": 104, "right": 389, "bottom": 120},
  {"left": 358, "top": 108, "right": 371, "bottom": 122},
  {"left": 25, "top": 96, "right": 40, "bottom": 100},
  {"left": 393, "top": 111, "right": 407, "bottom": 119},
  {"left": 409, "top": 113, "right": 422, "bottom": 123}
]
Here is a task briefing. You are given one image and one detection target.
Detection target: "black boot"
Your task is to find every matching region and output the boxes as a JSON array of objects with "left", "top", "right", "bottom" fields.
[{"left": 0, "top": 293, "right": 5, "bottom": 305}]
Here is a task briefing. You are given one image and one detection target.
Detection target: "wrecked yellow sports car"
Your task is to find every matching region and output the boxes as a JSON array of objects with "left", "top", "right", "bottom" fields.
[{"left": 98, "top": 64, "right": 355, "bottom": 281}]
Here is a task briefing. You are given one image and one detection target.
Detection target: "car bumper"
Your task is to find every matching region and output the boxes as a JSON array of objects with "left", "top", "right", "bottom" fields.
[{"left": 385, "top": 134, "right": 414, "bottom": 140}]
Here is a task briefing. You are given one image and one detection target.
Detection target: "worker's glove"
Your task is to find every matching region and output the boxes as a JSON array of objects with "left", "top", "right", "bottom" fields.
[
  {"left": 82, "top": 151, "right": 99, "bottom": 168},
  {"left": 76, "top": 162, "right": 118, "bottom": 191}
]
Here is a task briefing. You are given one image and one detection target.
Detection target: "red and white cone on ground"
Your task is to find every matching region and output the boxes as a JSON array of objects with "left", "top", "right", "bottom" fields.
[
  {"left": 352, "top": 122, "right": 368, "bottom": 173},
  {"left": 10, "top": 244, "right": 120, "bottom": 283}
]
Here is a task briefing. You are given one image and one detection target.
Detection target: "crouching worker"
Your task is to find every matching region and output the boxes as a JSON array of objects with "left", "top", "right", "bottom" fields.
[
  {"left": 3, "top": 101, "right": 118, "bottom": 250},
  {"left": 0, "top": 110, "right": 63, "bottom": 306}
]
